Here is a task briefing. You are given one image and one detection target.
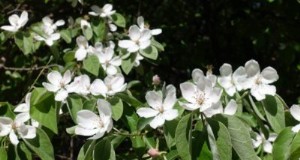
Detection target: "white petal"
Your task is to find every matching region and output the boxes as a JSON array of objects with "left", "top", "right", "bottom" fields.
[
  {"left": 128, "top": 44, "right": 140, "bottom": 53},
  {"left": 180, "top": 82, "right": 197, "bottom": 103},
  {"left": 1, "top": 26, "right": 18, "bottom": 32},
  {"left": 139, "top": 40, "right": 151, "bottom": 50},
  {"left": 75, "top": 126, "right": 99, "bottom": 136},
  {"left": 292, "top": 124, "right": 300, "bottom": 133},
  {"left": 137, "top": 108, "right": 159, "bottom": 118},
  {"left": 90, "top": 79, "right": 107, "bottom": 96},
  {"left": 290, "top": 105, "right": 300, "bottom": 122},
  {"left": 219, "top": 63, "right": 232, "bottom": 77},
  {"left": 118, "top": 40, "right": 136, "bottom": 49},
  {"left": 163, "top": 89, "right": 177, "bottom": 110},
  {"left": 97, "top": 99, "right": 112, "bottom": 117},
  {"left": 145, "top": 91, "right": 163, "bottom": 110},
  {"left": 76, "top": 110, "right": 99, "bottom": 128},
  {"left": 128, "top": 25, "right": 141, "bottom": 41},
  {"left": 90, "top": 5, "right": 101, "bottom": 15},
  {"left": 268, "top": 133, "right": 277, "bottom": 142},
  {"left": 88, "top": 131, "right": 105, "bottom": 139},
  {"left": 62, "top": 70, "right": 72, "bottom": 85},
  {"left": 139, "top": 30, "right": 151, "bottom": 41},
  {"left": 151, "top": 29, "right": 162, "bottom": 35},
  {"left": 232, "top": 66, "right": 248, "bottom": 90},
  {"left": 106, "top": 65, "right": 117, "bottom": 75},
  {"left": 259, "top": 84, "right": 276, "bottom": 96},
  {"left": 207, "top": 87, "right": 222, "bottom": 103},
  {"left": 245, "top": 59, "right": 260, "bottom": 77},
  {"left": 110, "top": 56, "right": 122, "bottom": 66},
  {"left": 224, "top": 100, "right": 237, "bottom": 115},
  {"left": 15, "top": 112, "right": 30, "bottom": 124},
  {"left": 8, "top": 15, "right": 19, "bottom": 26},
  {"left": 75, "top": 48, "right": 87, "bottom": 61},
  {"left": 225, "top": 86, "right": 236, "bottom": 97},
  {"left": 18, "top": 125, "right": 36, "bottom": 139},
  {"left": 55, "top": 20, "right": 65, "bottom": 26},
  {"left": 0, "top": 117, "right": 13, "bottom": 136},
  {"left": 202, "top": 102, "right": 222, "bottom": 118},
  {"left": 137, "top": 16, "right": 144, "bottom": 29},
  {"left": 47, "top": 71, "right": 62, "bottom": 86},
  {"left": 14, "top": 103, "right": 29, "bottom": 113},
  {"left": 250, "top": 86, "right": 266, "bottom": 101},
  {"left": 19, "top": 11, "right": 28, "bottom": 27},
  {"left": 162, "top": 109, "right": 178, "bottom": 121},
  {"left": 263, "top": 141, "right": 273, "bottom": 153},
  {"left": 55, "top": 89, "right": 68, "bottom": 101},
  {"left": 179, "top": 102, "right": 199, "bottom": 111},
  {"left": 9, "top": 131, "right": 19, "bottom": 146},
  {"left": 261, "top": 67, "right": 279, "bottom": 84},
  {"left": 149, "top": 114, "right": 165, "bottom": 129}
]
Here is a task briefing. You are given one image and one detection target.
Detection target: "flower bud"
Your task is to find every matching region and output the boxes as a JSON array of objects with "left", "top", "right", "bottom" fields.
[
  {"left": 147, "top": 148, "right": 160, "bottom": 158},
  {"left": 152, "top": 75, "right": 161, "bottom": 86}
]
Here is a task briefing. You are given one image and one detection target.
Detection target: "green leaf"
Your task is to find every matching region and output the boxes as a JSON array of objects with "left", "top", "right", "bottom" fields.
[
  {"left": 67, "top": 95, "right": 83, "bottom": 123},
  {"left": 93, "top": 138, "right": 116, "bottom": 160},
  {"left": 151, "top": 39, "right": 164, "bottom": 52},
  {"left": 165, "top": 150, "right": 179, "bottom": 160},
  {"left": 60, "top": 29, "right": 72, "bottom": 43},
  {"left": 248, "top": 95, "right": 266, "bottom": 121},
  {"left": 290, "top": 132, "right": 300, "bottom": 159},
  {"left": 111, "top": 13, "right": 126, "bottom": 28},
  {"left": 140, "top": 46, "right": 158, "bottom": 60},
  {"left": 207, "top": 119, "right": 232, "bottom": 160},
  {"left": 82, "top": 27, "right": 93, "bottom": 40},
  {"left": 108, "top": 97, "right": 123, "bottom": 121},
  {"left": 111, "top": 134, "right": 126, "bottom": 148},
  {"left": 116, "top": 93, "right": 143, "bottom": 108},
  {"left": 17, "top": 142, "right": 32, "bottom": 160},
  {"left": 215, "top": 115, "right": 259, "bottom": 160},
  {"left": 83, "top": 98, "right": 97, "bottom": 111},
  {"left": 0, "top": 147, "right": 7, "bottom": 160},
  {"left": 0, "top": 102, "right": 15, "bottom": 118},
  {"left": 137, "top": 117, "right": 152, "bottom": 131},
  {"left": 121, "top": 53, "right": 136, "bottom": 75},
  {"left": 14, "top": 32, "right": 34, "bottom": 55},
  {"left": 30, "top": 88, "right": 58, "bottom": 134},
  {"left": 92, "top": 19, "right": 106, "bottom": 41},
  {"left": 273, "top": 127, "right": 295, "bottom": 160},
  {"left": 164, "top": 119, "right": 178, "bottom": 149},
  {"left": 192, "top": 130, "right": 212, "bottom": 159},
  {"left": 83, "top": 55, "right": 100, "bottom": 76},
  {"left": 77, "top": 140, "right": 96, "bottom": 160},
  {"left": 23, "top": 128, "right": 54, "bottom": 160},
  {"left": 175, "top": 113, "right": 192, "bottom": 160},
  {"left": 262, "top": 95, "right": 285, "bottom": 133}
]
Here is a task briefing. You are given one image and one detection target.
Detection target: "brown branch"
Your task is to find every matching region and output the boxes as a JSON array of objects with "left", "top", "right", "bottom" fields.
[{"left": 0, "top": 64, "right": 60, "bottom": 71}]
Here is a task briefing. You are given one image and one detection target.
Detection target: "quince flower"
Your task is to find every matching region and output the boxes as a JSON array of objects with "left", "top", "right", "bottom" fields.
[
  {"left": 42, "top": 70, "right": 72, "bottom": 101},
  {"left": 14, "top": 93, "right": 39, "bottom": 127},
  {"left": 90, "top": 74, "right": 127, "bottom": 97},
  {"left": 137, "top": 85, "right": 178, "bottom": 129},
  {"left": 289, "top": 104, "right": 300, "bottom": 132},
  {"left": 203, "top": 99, "right": 238, "bottom": 118},
  {"left": 41, "top": 16, "right": 65, "bottom": 35},
  {"left": 75, "top": 36, "right": 93, "bottom": 61},
  {"left": 97, "top": 47, "right": 121, "bottom": 75},
  {"left": 192, "top": 68, "right": 217, "bottom": 87},
  {"left": 1, "top": 11, "right": 28, "bottom": 32},
  {"left": 118, "top": 25, "right": 151, "bottom": 53},
  {"left": 0, "top": 113, "right": 36, "bottom": 145},
  {"left": 252, "top": 131, "right": 277, "bottom": 154},
  {"left": 180, "top": 77, "right": 222, "bottom": 112},
  {"left": 137, "top": 16, "right": 162, "bottom": 36},
  {"left": 217, "top": 63, "right": 248, "bottom": 96},
  {"left": 244, "top": 60, "right": 279, "bottom": 101},
  {"left": 75, "top": 99, "right": 113, "bottom": 139},
  {"left": 66, "top": 75, "right": 91, "bottom": 95},
  {"left": 89, "top": 4, "right": 115, "bottom": 18}
]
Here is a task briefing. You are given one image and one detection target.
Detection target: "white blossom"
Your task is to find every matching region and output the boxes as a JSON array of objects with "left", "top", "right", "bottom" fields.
[
  {"left": 290, "top": 104, "right": 300, "bottom": 132},
  {"left": 244, "top": 60, "right": 279, "bottom": 101},
  {"left": 96, "top": 47, "right": 121, "bottom": 75},
  {"left": 203, "top": 99, "right": 238, "bottom": 118},
  {"left": 41, "top": 16, "right": 65, "bottom": 35},
  {"left": 34, "top": 32, "right": 61, "bottom": 46},
  {"left": 1, "top": 11, "right": 28, "bottom": 32},
  {"left": 89, "top": 4, "right": 115, "bottom": 18},
  {"left": 192, "top": 68, "right": 217, "bottom": 87},
  {"left": 180, "top": 77, "right": 222, "bottom": 112},
  {"left": 137, "top": 16, "right": 162, "bottom": 36},
  {"left": 75, "top": 36, "right": 93, "bottom": 61},
  {"left": 118, "top": 25, "right": 151, "bottom": 53},
  {"left": 0, "top": 113, "right": 36, "bottom": 145},
  {"left": 89, "top": 74, "right": 127, "bottom": 97},
  {"left": 252, "top": 131, "right": 277, "bottom": 154},
  {"left": 80, "top": 19, "right": 91, "bottom": 30},
  {"left": 66, "top": 74, "right": 91, "bottom": 95},
  {"left": 14, "top": 93, "right": 39, "bottom": 127},
  {"left": 217, "top": 63, "right": 248, "bottom": 96},
  {"left": 137, "top": 85, "right": 178, "bottom": 129},
  {"left": 75, "top": 99, "right": 113, "bottom": 139},
  {"left": 42, "top": 70, "right": 72, "bottom": 101}
]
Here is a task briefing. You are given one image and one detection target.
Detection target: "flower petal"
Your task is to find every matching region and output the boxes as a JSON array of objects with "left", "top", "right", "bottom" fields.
[
  {"left": 146, "top": 91, "right": 163, "bottom": 110},
  {"left": 47, "top": 71, "right": 62, "bottom": 86},
  {"left": 180, "top": 82, "right": 197, "bottom": 103},
  {"left": 149, "top": 114, "right": 165, "bottom": 129},
  {"left": 9, "top": 131, "right": 19, "bottom": 146},
  {"left": 263, "top": 141, "right": 273, "bottom": 153},
  {"left": 245, "top": 59, "right": 260, "bottom": 77},
  {"left": 292, "top": 124, "right": 300, "bottom": 133},
  {"left": 97, "top": 99, "right": 112, "bottom": 117},
  {"left": 162, "top": 109, "right": 178, "bottom": 121},
  {"left": 261, "top": 67, "right": 279, "bottom": 84},
  {"left": 55, "top": 89, "right": 68, "bottom": 101},
  {"left": 118, "top": 40, "right": 136, "bottom": 49},
  {"left": 290, "top": 105, "right": 300, "bottom": 122},
  {"left": 76, "top": 110, "right": 99, "bottom": 128},
  {"left": 128, "top": 25, "right": 141, "bottom": 41},
  {"left": 224, "top": 99, "right": 237, "bottom": 115},
  {"left": 219, "top": 63, "right": 232, "bottom": 77},
  {"left": 137, "top": 108, "right": 159, "bottom": 118},
  {"left": 75, "top": 47, "right": 88, "bottom": 61}
]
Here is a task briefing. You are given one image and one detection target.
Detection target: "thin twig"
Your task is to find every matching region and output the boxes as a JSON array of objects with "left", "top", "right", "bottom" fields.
[{"left": 0, "top": 64, "right": 60, "bottom": 71}]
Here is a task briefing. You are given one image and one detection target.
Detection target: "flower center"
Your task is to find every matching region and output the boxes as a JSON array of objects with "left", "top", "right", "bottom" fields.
[
  {"left": 255, "top": 77, "right": 262, "bottom": 85},
  {"left": 194, "top": 91, "right": 206, "bottom": 105},
  {"left": 158, "top": 106, "right": 164, "bottom": 113}
]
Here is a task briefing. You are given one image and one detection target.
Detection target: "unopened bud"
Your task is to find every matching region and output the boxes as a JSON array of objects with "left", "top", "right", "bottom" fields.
[
  {"left": 147, "top": 148, "right": 160, "bottom": 158},
  {"left": 152, "top": 75, "right": 161, "bottom": 86}
]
